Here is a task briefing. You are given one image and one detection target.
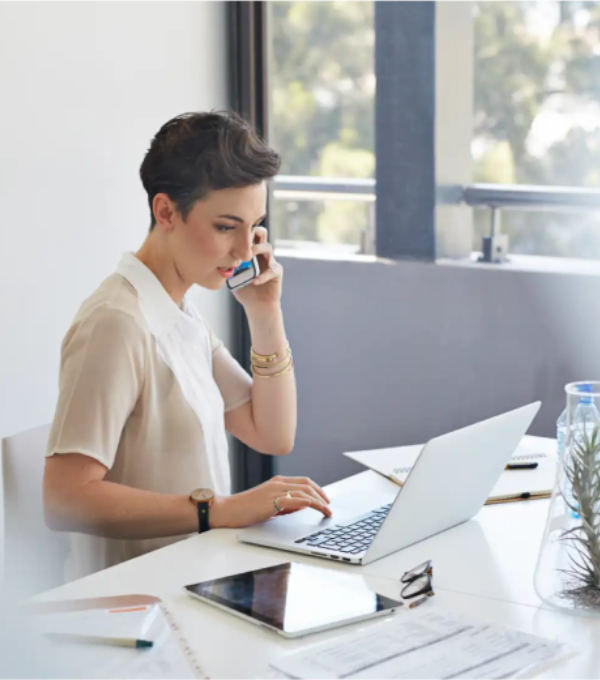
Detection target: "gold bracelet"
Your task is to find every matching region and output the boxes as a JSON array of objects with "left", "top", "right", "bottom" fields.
[
  {"left": 251, "top": 356, "right": 294, "bottom": 378},
  {"left": 251, "top": 347, "right": 292, "bottom": 370},
  {"left": 251, "top": 352, "right": 292, "bottom": 373},
  {"left": 251, "top": 341, "right": 290, "bottom": 365}
]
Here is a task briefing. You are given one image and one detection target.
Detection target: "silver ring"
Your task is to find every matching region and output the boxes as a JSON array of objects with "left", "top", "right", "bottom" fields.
[{"left": 273, "top": 497, "right": 284, "bottom": 514}]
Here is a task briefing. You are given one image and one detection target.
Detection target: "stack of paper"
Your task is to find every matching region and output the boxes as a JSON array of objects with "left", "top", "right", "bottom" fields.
[{"left": 266, "top": 605, "right": 569, "bottom": 679}]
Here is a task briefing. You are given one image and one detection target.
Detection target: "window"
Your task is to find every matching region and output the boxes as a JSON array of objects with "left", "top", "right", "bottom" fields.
[
  {"left": 268, "top": 2, "right": 600, "bottom": 261},
  {"left": 473, "top": 1, "right": 600, "bottom": 259},
  {"left": 268, "top": 2, "right": 375, "bottom": 249}
]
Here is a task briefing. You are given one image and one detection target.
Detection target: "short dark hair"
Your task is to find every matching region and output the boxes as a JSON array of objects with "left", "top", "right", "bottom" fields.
[{"left": 140, "top": 111, "right": 281, "bottom": 230}]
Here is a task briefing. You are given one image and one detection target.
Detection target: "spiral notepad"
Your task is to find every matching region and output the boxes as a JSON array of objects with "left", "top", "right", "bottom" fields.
[
  {"left": 392, "top": 452, "right": 549, "bottom": 477},
  {"left": 344, "top": 443, "right": 555, "bottom": 505},
  {"left": 161, "top": 604, "right": 209, "bottom": 678}
]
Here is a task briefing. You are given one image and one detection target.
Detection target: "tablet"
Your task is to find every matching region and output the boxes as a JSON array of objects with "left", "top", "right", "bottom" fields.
[{"left": 184, "top": 562, "right": 402, "bottom": 638}]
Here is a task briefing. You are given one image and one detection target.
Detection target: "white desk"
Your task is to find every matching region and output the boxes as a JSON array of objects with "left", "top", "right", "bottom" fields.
[{"left": 35, "top": 436, "right": 600, "bottom": 679}]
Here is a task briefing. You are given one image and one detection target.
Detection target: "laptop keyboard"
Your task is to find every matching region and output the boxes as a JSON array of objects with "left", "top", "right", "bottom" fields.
[{"left": 293, "top": 503, "right": 392, "bottom": 554}]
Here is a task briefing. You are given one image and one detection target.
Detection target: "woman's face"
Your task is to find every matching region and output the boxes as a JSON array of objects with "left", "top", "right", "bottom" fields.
[{"left": 168, "top": 183, "right": 267, "bottom": 291}]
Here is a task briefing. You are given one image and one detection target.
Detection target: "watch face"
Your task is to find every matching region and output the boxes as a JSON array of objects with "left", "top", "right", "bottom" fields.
[{"left": 191, "top": 488, "right": 214, "bottom": 503}]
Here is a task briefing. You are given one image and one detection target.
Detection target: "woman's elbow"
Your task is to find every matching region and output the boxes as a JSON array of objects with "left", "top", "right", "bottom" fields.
[
  {"left": 270, "top": 439, "right": 295, "bottom": 456},
  {"left": 43, "top": 453, "right": 108, "bottom": 534},
  {"left": 254, "top": 438, "right": 294, "bottom": 456},
  {"left": 44, "top": 494, "right": 105, "bottom": 535},
  {"left": 43, "top": 485, "right": 94, "bottom": 534},
  {"left": 43, "top": 494, "right": 70, "bottom": 532}
]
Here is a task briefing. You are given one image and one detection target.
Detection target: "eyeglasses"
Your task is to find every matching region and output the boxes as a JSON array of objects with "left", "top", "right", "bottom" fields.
[{"left": 400, "top": 560, "right": 434, "bottom": 608}]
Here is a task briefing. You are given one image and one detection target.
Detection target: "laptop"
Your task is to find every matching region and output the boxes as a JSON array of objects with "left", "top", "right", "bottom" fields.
[{"left": 237, "top": 402, "right": 541, "bottom": 565}]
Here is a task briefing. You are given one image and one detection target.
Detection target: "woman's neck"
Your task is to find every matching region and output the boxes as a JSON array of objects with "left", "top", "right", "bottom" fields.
[{"left": 135, "top": 234, "right": 189, "bottom": 307}]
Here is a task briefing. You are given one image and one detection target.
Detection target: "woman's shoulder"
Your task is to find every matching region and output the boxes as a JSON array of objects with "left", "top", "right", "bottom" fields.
[{"left": 65, "top": 275, "right": 150, "bottom": 345}]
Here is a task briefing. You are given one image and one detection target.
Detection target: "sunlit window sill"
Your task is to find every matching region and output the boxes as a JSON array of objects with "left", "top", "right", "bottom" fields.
[
  {"left": 276, "top": 241, "right": 600, "bottom": 277},
  {"left": 275, "top": 241, "right": 376, "bottom": 263},
  {"left": 439, "top": 253, "right": 600, "bottom": 277}
]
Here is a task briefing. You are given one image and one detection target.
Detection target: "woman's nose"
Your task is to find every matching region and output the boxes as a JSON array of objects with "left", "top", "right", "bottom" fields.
[{"left": 233, "top": 238, "right": 254, "bottom": 264}]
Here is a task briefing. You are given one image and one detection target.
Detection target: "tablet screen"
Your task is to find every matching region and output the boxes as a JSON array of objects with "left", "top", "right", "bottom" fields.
[{"left": 184, "top": 562, "right": 402, "bottom": 636}]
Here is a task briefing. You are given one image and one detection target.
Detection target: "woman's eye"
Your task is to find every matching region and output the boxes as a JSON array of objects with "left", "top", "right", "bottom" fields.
[{"left": 216, "top": 224, "right": 235, "bottom": 232}]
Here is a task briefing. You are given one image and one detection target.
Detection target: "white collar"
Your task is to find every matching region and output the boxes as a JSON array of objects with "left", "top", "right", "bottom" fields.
[
  {"left": 116, "top": 252, "right": 189, "bottom": 337},
  {"left": 116, "top": 253, "right": 226, "bottom": 482}
]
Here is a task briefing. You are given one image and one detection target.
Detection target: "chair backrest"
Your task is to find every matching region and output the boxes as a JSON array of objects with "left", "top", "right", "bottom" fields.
[{"left": 1, "top": 424, "right": 68, "bottom": 598}]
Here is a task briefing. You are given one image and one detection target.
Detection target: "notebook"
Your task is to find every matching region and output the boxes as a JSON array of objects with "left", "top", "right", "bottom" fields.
[
  {"left": 21, "top": 595, "right": 207, "bottom": 679},
  {"left": 344, "top": 441, "right": 556, "bottom": 504}
]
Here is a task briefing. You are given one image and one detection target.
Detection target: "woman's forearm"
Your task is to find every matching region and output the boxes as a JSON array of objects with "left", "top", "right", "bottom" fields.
[
  {"left": 46, "top": 479, "right": 199, "bottom": 539},
  {"left": 246, "top": 304, "right": 297, "bottom": 454}
]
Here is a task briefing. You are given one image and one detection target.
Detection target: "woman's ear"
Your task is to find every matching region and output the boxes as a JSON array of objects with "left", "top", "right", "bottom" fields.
[{"left": 152, "top": 193, "right": 177, "bottom": 232}]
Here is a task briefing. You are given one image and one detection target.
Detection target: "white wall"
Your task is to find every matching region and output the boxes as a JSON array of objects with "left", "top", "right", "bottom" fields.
[
  {"left": 277, "top": 253, "right": 590, "bottom": 486},
  {"left": 0, "top": 1, "right": 231, "bottom": 442}
]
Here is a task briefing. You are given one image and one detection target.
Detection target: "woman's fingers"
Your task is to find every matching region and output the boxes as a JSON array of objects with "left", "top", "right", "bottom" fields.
[
  {"left": 277, "top": 482, "right": 328, "bottom": 508},
  {"left": 253, "top": 226, "right": 268, "bottom": 243},
  {"left": 276, "top": 506, "right": 302, "bottom": 516},
  {"left": 276, "top": 476, "right": 330, "bottom": 504},
  {"left": 267, "top": 476, "right": 332, "bottom": 519},
  {"left": 276, "top": 491, "right": 332, "bottom": 518},
  {"left": 250, "top": 242, "right": 282, "bottom": 287},
  {"left": 250, "top": 233, "right": 284, "bottom": 287},
  {"left": 251, "top": 239, "right": 273, "bottom": 267},
  {"left": 251, "top": 264, "right": 281, "bottom": 287},
  {"left": 252, "top": 241, "right": 272, "bottom": 258}
]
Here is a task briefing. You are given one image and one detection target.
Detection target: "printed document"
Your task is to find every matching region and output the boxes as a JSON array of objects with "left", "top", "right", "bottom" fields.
[{"left": 270, "top": 606, "right": 567, "bottom": 679}]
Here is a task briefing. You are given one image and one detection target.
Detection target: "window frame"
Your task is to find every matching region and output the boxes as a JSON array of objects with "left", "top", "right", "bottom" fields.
[{"left": 228, "top": 1, "right": 276, "bottom": 491}]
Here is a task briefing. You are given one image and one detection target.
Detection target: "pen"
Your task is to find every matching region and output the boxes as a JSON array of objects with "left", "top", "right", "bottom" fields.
[
  {"left": 44, "top": 632, "right": 153, "bottom": 649},
  {"left": 408, "top": 596, "right": 430, "bottom": 609},
  {"left": 505, "top": 462, "right": 538, "bottom": 470}
]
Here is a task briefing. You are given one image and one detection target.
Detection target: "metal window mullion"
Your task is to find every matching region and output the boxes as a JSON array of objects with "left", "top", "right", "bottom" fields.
[
  {"left": 228, "top": 1, "right": 275, "bottom": 491},
  {"left": 374, "top": 1, "right": 436, "bottom": 261}
]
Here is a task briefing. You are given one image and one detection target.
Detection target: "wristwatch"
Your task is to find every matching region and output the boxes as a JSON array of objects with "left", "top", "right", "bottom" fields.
[{"left": 189, "top": 488, "right": 215, "bottom": 534}]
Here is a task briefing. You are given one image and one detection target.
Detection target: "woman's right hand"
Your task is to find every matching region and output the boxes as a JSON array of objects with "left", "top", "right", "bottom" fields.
[{"left": 210, "top": 475, "right": 332, "bottom": 529}]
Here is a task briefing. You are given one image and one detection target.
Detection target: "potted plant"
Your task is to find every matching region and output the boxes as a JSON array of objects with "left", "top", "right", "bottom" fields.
[{"left": 534, "top": 382, "right": 600, "bottom": 616}]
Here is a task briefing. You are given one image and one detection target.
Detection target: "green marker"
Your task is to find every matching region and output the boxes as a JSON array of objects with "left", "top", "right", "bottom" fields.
[{"left": 45, "top": 632, "right": 153, "bottom": 649}]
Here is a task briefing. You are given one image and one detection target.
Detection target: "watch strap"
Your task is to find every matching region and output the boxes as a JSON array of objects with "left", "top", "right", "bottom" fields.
[{"left": 197, "top": 501, "right": 210, "bottom": 533}]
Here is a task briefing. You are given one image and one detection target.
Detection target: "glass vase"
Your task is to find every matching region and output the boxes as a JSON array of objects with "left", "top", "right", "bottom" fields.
[{"left": 534, "top": 381, "right": 600, "bottom": 617}]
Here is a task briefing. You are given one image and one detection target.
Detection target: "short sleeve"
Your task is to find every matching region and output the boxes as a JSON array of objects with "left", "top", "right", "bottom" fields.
[
  {"left": 207, "top": 327, "right": 252, "bottom": 413},
  {"left": 46, "top": 307, "right": 145, "bottom": 469}
]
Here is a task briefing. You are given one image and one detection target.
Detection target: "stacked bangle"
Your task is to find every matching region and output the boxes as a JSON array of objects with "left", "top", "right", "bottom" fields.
[{"left": 251, "top": 341, "right": 294, "bottom": 378}]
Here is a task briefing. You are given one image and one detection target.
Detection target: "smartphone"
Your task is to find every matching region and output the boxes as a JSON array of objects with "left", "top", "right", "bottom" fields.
[{"left": 226, "top": 257, "right": 260, "bottom": 291}]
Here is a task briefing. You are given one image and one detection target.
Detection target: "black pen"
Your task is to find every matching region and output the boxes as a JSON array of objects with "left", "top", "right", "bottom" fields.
[{"left": 505, "top": 462, "right": 538, "bottom": 470}]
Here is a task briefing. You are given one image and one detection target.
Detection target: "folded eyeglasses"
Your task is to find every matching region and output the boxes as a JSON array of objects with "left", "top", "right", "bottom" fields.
[{"left": 400, "top": 559, "right": 434, "bottom": 608}]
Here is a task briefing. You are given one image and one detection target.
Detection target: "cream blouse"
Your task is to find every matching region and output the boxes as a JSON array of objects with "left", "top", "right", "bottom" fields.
[{"left": 46, "top": 253, "right": 252, "bottom": 581}]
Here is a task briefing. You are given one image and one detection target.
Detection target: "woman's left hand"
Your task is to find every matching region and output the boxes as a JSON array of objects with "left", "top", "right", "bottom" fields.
[{"left": 233, "top": 226, "right": 283, "bottom": 311}]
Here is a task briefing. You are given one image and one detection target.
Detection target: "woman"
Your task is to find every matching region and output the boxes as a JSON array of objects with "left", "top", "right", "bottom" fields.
[{"left": 43, "top": 111, "right": 331, "bottom": 581}]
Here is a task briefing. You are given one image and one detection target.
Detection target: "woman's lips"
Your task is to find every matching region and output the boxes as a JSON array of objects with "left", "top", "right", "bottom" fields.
[{"left": 217, "top": 267, "right": 235, "bottom": 278}]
